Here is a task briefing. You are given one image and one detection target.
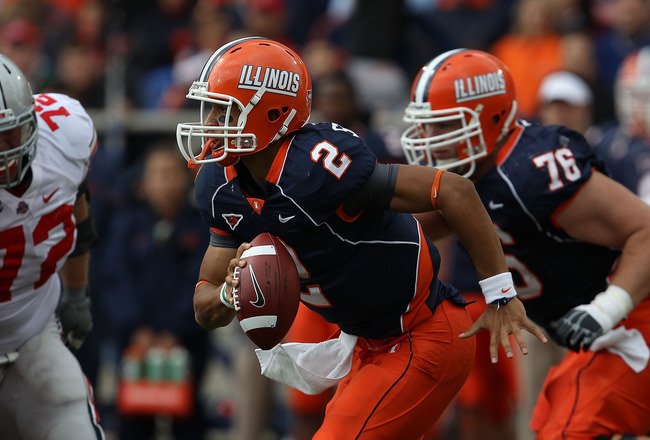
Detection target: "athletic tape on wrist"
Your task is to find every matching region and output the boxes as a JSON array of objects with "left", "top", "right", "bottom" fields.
[
  {"left": 220, "top": 283, "right": 235, "bottom": 309},
  {"left": 588, "top": 285, "right": 633, "bottom": 331},
  {"left": 479, "top": 272, "right": 517, "bottom": 305}
]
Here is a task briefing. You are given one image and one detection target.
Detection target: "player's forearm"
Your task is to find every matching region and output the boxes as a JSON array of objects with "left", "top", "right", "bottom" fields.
[
  {"left": 59, "top": 253, "right": 90, "bottom": 289},
  {"left": 194, "top": 282, "right": 236, "bottom": 330},
  {"left": 609, "top": 228, "right": 650, "bottom": 306},
  {"left": 413, "top": 211, "right": 452, "bottom": 242},
  {"left": 391, "top": 165, "right": 507, "bottom": 278},
  {"left": 437, "top": 176, "right": 508, "bottom": 280}
]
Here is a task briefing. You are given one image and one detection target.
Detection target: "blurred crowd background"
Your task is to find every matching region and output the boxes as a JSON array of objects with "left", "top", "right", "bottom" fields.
[{"left": 2, "top": 0, "right": 649, "bottom": 439}]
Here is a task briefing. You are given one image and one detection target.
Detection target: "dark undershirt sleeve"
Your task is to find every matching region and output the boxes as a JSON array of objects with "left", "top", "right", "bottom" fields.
[
  {"left": 209, "top": 230, "right": 240, "bottom": 248},
  {"left": 342, "top": 162, "right": 399, "bottom": 215}
]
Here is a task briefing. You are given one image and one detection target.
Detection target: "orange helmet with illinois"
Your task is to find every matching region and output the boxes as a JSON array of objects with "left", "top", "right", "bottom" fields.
[{"left": 177, "top": 37, "right": 313, "bottom": 167}]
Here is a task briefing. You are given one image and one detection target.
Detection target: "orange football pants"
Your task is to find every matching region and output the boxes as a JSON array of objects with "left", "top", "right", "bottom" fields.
[
  {"left": 531, "top": 296, "right": 650, "bottom": 439},
  {"left": 314, "top": 300, "right": 475, "bottom": 440},
  {"left": 455, "top": 292, "right": 519, "bottom": 421}
]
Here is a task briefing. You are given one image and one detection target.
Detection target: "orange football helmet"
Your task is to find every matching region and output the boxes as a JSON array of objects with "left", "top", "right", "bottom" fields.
[
  {"left": 615, "top": 46, "right": 650, "bottom": 139},
  {"left": 177, "top": 37, "right": 312, "bottom": 167},
  {"left": 401, "top": 49, "right": 518, "bottom": 177}
]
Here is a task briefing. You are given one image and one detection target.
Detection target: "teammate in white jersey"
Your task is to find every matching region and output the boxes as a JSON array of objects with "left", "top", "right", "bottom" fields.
[{"left": 0, "top": 54, "right": 103, "bottom": 439}]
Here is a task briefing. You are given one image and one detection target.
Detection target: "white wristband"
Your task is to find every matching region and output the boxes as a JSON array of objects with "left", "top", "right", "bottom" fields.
[
  {"left": 220, "top": 283, "right": 234, "bottom": 309},
  {"left": 478, "top": 272, "right": 517, "bottom": 305},
  {"left": 583, "top": 285, "right": 633, "bottom": 332}
]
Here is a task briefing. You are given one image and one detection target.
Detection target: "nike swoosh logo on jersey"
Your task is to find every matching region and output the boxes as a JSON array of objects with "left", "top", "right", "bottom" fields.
[
  {"left": 278, "top": 214, "right": 295, "bottom": 223},
  {"left": 249, "top": 266, "right": 266, "bottom": 308},
  {"left": 488, "top": 200, "right": 504, "bottom": 210},
  {"left": 43, "top": 187, "right": 60, "bottom": 203}
]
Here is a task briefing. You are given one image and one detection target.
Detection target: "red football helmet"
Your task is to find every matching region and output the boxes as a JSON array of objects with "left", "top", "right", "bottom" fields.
[
  {"left": 177, "top": 37, "right": 313, "bottom": 168},
  {"left": 615, "top": 46, "right": 650, "bottom": 139},
  {"left": 401, "top": 49, "right": 518, "bottom": 177}
]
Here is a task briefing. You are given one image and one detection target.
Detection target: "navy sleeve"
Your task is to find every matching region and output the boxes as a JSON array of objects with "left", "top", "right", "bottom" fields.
[
  {"left": 280, "top": 123, "right": 378, "bottom": 223},
  {"left": 520, "top": 126, "right": 605, "bottom": 225}
]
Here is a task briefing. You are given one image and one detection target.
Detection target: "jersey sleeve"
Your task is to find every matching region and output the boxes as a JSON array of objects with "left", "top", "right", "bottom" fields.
[
  {"left": 521, "top": 126, "right": 605, "bottom": 230},
  {"left": 35, "top": 93, "right": 97, "bottom": 185},
  {"left": 194, "top": 164, "right": 224, "bottom": 229},
  {"left": 281, "top": 123, "right": 378, "bottom": 223}
]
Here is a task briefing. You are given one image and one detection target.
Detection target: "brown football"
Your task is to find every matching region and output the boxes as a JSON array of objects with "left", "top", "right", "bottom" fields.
[{"left": 232, "top": 233, "right": 301, "bottom": 350}]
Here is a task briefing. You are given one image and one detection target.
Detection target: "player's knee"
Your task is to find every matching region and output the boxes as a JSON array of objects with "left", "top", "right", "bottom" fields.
[
  {"left": 39, "top": 374, "right": 87, "bottom": 405},
  {"left": 25, "top": 355, "right": 87, "bottom": 405},
  {"left": 45, "top": 418, "right": 98, "bottom": 440}
]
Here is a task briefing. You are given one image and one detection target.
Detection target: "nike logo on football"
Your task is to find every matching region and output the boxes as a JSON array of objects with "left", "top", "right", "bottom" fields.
[
  {"left": 278, "top": 214, "right": 295, "bottom": 223},
  {"left": 501, "top": 286, "right": 512, "bottom": 294},
  {"left": 488, "top": 200, "right": 504, "bottom": 210},
  {"left": 248, "top": 266, "right": 266, "bottom": 308},
  {"left": 43, "top": 187, "right": 60, "bottom": 203}
]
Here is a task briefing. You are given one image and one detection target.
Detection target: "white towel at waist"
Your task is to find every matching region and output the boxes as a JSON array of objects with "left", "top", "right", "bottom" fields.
[
  {"left": 590, "top": 326, "right": 649, "bottom": 373},
  {"left": 255, "top": 332, "right": 358, "bottom": 395}
]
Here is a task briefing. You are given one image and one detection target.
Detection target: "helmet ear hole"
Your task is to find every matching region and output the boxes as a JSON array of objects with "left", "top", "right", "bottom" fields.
[
  {"left": 268, "top": 107, "right": 291, "bottom": 122},
  {"left": 491, "top": 114, "right": 501, "bottom": 126},
  {"left": 268, "top": 109, "right": 280, "bottom": 122}
]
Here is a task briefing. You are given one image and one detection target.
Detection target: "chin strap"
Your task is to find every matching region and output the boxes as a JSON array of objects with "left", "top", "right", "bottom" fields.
[{"left": 272, "top": 109, "right": 297, "bottom": 142}]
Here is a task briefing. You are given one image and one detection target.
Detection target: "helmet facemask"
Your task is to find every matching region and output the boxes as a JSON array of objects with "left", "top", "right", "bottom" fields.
[
  {"left": 615, "top": 79, "right": 650, "bottom": 139},
  {"left": 177, "top": 81, "right": 258, "bottom": 168},
  {"left": 0, "top": 105, "right": 37, "bottom": 189},
  {"left": 0, "top": 54, "right": 38, "bottom": 189},
  {"left": 401, "top": 102, "right": 487, "bottom": 178}
]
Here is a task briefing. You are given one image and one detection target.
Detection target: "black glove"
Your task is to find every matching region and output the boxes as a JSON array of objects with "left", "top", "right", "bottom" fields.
[
  {"left": 551, "top": 306, "right": 604, "bottom": 352},
  {"left": 57, "top": 286, "right": 93, "bottom": 351}
]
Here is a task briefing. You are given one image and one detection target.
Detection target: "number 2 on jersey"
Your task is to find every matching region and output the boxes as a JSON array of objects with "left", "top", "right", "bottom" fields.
[{"left": 310, "top": 141, "right": 352, "bottom": 179}]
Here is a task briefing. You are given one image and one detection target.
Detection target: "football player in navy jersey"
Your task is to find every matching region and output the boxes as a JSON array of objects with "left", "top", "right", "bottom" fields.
[
  {"left": 176, "top": 37, "right": 545, "bottom": 439},
  {"left": 593, "top": 46, "right": 650, "bottom": 206},
  {"left": 0, "top": 54, "right": 103, "bottom": 438},
  {"left": 402, "top": 48, "right": 650, "bottom": 440}
]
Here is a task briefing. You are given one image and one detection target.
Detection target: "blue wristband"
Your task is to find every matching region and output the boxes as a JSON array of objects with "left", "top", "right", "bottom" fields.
[{"left": 490, "top": 296, "right": 514, "bottom": 310}]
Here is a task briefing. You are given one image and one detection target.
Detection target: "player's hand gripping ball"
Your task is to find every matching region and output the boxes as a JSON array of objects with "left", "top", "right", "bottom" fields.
[{"left": 232, "top": 233, "right": 301, "bottom": 350}]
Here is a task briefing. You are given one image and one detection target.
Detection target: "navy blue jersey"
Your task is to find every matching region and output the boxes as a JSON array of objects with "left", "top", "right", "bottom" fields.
[
  {"left": 472, "top": 123, "right": 620, "bottom": 337},
  {"left": 194, "top": 122, "right": 464, "bottom": 339},
  {"left": 593, "top": 126, "right": 650, "bottom": 196}
]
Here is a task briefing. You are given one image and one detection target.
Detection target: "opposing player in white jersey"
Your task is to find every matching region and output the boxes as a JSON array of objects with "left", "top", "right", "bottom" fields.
[{"left": 0, "top": 54, "right": 103, "bottom": 439}]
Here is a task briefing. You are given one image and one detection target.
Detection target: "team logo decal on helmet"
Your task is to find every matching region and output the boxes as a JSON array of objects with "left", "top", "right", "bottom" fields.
[
  {"left": 238, "top": 64, "right": 301, "bottom": 96},
  {"left": 454, "top": 71, "right": 507, "bottom": 103}
]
